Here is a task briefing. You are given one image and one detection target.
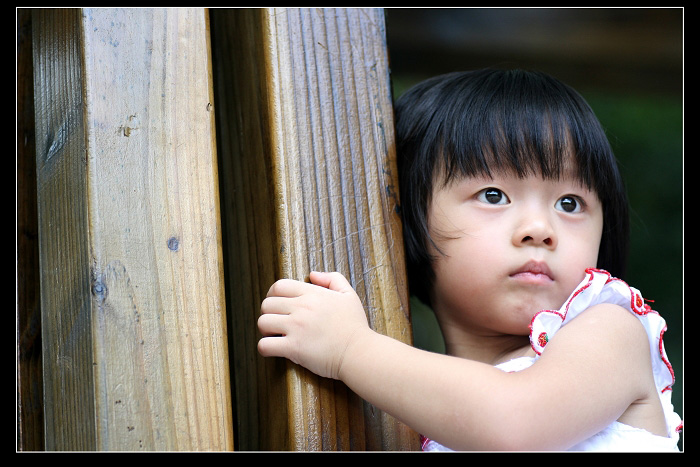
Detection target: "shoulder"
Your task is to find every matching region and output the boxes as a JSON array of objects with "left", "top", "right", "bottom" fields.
[
  {"left": 552, "top": 303, "right": 650, "bottom": 361},
  {"left": 541, "top": 302, "right": 653, "bottom": 397},
  {"left": 567, "top": 302, "right": 646, "bottom": 337},
  {"left": 501, "top": 302, "right": 656, "bottom": 449}
]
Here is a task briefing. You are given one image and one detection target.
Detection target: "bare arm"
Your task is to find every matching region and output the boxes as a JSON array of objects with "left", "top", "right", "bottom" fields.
[{"left": 258, "top": 272, "right": 653, "bottom": 450}]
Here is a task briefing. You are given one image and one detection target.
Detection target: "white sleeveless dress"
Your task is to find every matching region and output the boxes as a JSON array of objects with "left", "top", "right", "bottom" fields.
[{"left": 421, "top": 268, "right": 682, "bottom": 452}]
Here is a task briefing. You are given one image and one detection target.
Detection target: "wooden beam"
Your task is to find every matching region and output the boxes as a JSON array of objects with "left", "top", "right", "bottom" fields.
[
  {"left": 32, "top": 8, "right": 233, "bottom": 450},
  {"left": 17, "top": 8, "right": 44, "bottom": 451},
  {"left": 211, "top": 8, "right": 419, "bottom": 450}
]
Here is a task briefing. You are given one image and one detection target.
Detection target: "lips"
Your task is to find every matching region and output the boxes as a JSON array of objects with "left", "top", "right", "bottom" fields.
[{"left": 510, "top": 260, "right": 554, "bottom": 282}]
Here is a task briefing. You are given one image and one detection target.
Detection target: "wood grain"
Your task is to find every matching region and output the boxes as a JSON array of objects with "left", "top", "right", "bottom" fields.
[
  {"left": 32, "top": 8, "right": 233, "bottom": 450},
  {"left": 17, "top": 8, "right": 44, "bottom": 451},
  {"left": 211, "top": 8, "right": 419, "bottom": 450}
]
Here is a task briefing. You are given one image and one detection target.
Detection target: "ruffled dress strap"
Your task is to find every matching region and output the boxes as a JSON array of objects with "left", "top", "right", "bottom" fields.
[
  {"left": 529, "top": 268, "right": 683, "bottom": 440},
  {"left": 421, "top": 268, "right": 682, "bottom": 451}
]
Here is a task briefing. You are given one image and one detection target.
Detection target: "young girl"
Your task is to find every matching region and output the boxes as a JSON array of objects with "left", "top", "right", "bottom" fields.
[{"left": 257, "top": 69, "right": 682, "bottom": 451}]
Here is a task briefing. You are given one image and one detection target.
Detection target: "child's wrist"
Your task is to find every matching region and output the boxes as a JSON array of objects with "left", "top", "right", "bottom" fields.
[{"left": 336, "top": 326, "right": 378, "bottom": 382}]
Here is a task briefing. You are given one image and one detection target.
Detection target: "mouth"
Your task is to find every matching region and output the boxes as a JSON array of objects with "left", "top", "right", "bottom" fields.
[{"left": 509, "top": 260, "right": 554, "bottom": 284}]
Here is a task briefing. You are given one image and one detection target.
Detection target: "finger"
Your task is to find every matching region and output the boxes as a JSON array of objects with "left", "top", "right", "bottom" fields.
[
  {"left": 266, "top": 278, "right": 309, "bottom": 298},
  {"left": 257, "top": 312, "right": 287, "bottom": 337},
  {"left": 260, "top": 296, "right": 293, "bottom": 315},
  {"left": 257, "top": 335, "right": 290, "bottom": 359},
  {"left": 309, "top": 271, "right": 354, "bottom": 294}
]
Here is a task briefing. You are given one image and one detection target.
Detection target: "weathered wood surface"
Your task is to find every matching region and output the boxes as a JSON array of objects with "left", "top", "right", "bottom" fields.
[
  {"left": 17, "top": 8, "right": 44, "bottom": 452},
  {"left": 211, "top": 8, "right": 419, "bottom": 450},
  {"left": 32, "top": 8, "right": 233, "bottom": 450}
]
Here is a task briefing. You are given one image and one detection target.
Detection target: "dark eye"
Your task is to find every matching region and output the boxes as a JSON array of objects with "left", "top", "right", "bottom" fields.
[
  {"left": 556, "top": 196, "right": 582, "bottom": 213},
  {"left": 478, "top": 188, "right": 509, "bottom": 205}
]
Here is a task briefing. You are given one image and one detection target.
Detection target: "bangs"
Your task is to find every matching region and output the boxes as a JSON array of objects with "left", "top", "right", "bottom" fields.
[{"left": 436, "top": 70, "right": 613, "bottom": 192}]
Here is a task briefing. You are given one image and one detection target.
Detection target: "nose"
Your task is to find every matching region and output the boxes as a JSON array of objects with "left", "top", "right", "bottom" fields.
[{"left": 512, "top": 213, "right": 557, "bottom": 249}]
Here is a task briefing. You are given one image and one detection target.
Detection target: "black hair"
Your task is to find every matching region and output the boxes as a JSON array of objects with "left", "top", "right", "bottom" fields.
[{"left": 395, "top": 69, "right": 629, "bottom": 306}]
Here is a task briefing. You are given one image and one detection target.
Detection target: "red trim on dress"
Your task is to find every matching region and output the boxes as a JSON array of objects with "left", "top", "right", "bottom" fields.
[{"left": 421, "top": 268, "right": 681, "bottom": 450}]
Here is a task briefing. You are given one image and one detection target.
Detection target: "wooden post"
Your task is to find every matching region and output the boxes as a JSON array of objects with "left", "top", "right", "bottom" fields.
[
  {"left": 17, "top": 8, "right": 44, "bottom": 451},
  {"left": 211, "top": 8, "right": 419, "bottom": 450},
  {"left": 32, "top": 8, "right": 233, "bottom": 450}
]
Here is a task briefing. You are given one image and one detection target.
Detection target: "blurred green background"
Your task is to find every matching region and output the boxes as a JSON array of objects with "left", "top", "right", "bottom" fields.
[{"left": 385, "top": 7, "right": 683, "bottom": 445}]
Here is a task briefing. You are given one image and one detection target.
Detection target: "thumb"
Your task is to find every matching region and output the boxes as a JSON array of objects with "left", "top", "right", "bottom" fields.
[{"left": 309, "top": 271, "right": 354, "bottom": 293}]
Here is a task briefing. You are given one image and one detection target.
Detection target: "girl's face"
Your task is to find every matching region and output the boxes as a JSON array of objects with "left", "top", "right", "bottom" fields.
[{"left": 427, "top": 170, "right": 603, "bottom": 340}]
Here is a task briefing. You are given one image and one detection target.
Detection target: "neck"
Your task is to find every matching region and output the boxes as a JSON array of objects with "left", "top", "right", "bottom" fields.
[{"left": 437, "top": 318, "right": 533, "bottom": 366}]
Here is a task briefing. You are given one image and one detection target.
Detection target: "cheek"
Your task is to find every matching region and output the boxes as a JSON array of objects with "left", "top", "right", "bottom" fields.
[
  {"left": 556, "top": 224, "right": 603, "bottom": 291},
  {"left": 430, "top": 235, "right": 500, "bottom": 294},
  {"left": 430, "top": 254, "right": 479, "bottom": 312},
  {"left": 586, "top": 207, "right": 604, "bottom": 264},
  {"left": 574, "top": 220, "right": 604, "bottom": 267}
]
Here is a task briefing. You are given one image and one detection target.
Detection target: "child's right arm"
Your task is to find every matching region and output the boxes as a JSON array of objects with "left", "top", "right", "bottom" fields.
[{"left": 259, "top": 272, "right": 656, "bottom": 450}]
